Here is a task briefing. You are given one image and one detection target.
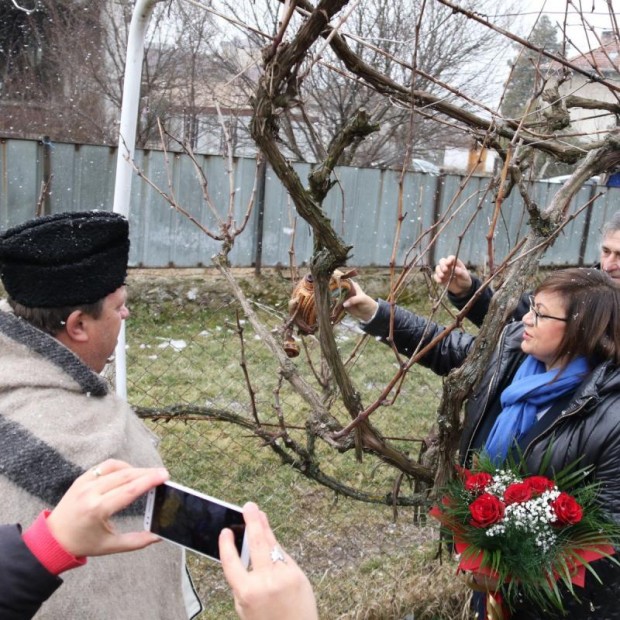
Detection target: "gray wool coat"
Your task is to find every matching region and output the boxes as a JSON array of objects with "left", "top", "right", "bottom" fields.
[{"left": 0, "top": 302, "right": 192, "bottom": 619}]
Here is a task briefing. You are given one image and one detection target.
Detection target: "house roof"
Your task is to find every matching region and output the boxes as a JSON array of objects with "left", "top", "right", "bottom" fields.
[{"left": 566, "top": 31, "right": 620, "bottom": 75}]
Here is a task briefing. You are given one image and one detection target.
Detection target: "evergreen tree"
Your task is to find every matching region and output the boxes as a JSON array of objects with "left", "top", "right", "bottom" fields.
[{"left": 501, "top": 16, "right": 561, "bottom": 119}]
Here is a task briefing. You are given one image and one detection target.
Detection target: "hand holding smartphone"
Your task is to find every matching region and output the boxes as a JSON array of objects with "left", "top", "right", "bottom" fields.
[{"left": 144, "top": 481, "right": 249, "bottom": 567}]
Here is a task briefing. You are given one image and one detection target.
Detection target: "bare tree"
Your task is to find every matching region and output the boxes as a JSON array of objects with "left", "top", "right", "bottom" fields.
[
  {"left": 0, "top": 0, "right": 223, "bottom": 146},
  {"left": 128, "top": 0, "right": 620, "bottom": 507},
  {"left": 0, "top": 0, "right": 109, "bottom": 142},
  {"left": 204, "top": 0, "right": 620, "bottom": 495},
  {"left": 201, "top": 0, "right": 518, "bottom": 166},
  {"left": 6, "top": 0, "right": 620, "bottom": 505}
]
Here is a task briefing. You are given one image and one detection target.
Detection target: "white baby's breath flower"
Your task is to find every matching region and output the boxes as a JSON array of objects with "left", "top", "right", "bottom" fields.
[{"left": 487, "top": 471, "right": 520, "bottom": 496}]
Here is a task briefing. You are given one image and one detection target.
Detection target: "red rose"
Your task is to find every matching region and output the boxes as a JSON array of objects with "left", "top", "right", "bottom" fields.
[
  {"left": 551, "top": 492, "right": 583, "bottom": 526},
  {"left": 465, "top": 472, "right": 493, "bottom": 493},
  {"left": 469, "top": 493, "right": 505, "bottom": 528},
  {"left": 525, "top": 476, "right": 555, "bottom": 496},
  {"left": 503, "top": 482, "right": 532, "bottom": 505}
]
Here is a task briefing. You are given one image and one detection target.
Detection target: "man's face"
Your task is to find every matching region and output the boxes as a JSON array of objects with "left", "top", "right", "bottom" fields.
[
  {"left": 87, "top": 286, "right": 130, "bottom": 373},
  {"left": 600, "top": 231, "right": 620, "bottom": 280}
]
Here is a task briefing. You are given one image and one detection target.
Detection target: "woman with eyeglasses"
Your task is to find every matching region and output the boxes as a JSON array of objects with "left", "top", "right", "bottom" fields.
[{"left": 344, "top": 268, "right": 620, "bottom": 619}]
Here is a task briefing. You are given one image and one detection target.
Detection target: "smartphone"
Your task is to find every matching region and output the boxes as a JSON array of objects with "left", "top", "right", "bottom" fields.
[{"left": 144, "top": 480, "right": 249, "bottom": 567}]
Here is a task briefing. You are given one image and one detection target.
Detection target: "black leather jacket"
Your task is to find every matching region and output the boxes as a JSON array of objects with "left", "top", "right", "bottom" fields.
[
  {"left": 0, "top": 524, "right": 61, "bottom": 619},
  {"left": 363, "top": 300, "right": 620, "bottom": 619},
  {"left": 447, "top": 275, "right": 529, "bottom": 328}
]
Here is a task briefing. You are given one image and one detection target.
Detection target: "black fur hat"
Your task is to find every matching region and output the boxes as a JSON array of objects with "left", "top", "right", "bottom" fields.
[{"left": 0, "top": 211, "right": 130, "bottom": 308}]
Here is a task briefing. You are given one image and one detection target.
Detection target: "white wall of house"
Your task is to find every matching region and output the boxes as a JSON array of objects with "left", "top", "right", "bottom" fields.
[
  {"left": 443, "top": 147, "right": 497, "bottom": 174},
  {"left": 557, "top": 76, "right": 619, "bottom": 142}
]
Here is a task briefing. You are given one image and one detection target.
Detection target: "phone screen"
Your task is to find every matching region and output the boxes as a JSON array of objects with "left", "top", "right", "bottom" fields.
[{"left": 145, "top": 482, "right": 247, "bottom": 563}]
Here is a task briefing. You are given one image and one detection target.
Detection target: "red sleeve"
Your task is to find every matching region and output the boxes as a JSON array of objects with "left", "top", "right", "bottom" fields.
[{"left": 22, "top": 511, "right": 87, "bottom": 575}]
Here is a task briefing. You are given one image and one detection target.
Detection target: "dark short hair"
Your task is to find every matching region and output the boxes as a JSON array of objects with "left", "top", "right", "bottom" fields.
[
  {"left": 535, "top": 268, "right": 620, "bottom": 367},
  {"left": 8, "top": 298, "right": 105, "bottom": 336}
]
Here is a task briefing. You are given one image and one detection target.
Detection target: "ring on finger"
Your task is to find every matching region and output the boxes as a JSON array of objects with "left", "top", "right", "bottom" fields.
[
  {"left": 270, "top": 545, "right": 287, "bottom": 564},
  {"left": 91, "top": 466, "right": 103, "bottom": 478}
]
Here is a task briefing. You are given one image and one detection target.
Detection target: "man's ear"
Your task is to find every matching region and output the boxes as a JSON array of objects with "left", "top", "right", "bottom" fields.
[{"left": 63, "top": 310, "right": 90, "bottom": 343}]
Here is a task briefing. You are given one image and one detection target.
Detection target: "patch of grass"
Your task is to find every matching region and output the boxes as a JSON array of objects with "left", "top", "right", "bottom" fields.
[{"left": 125, "top": 269, "right": 474, "bottom": 619}]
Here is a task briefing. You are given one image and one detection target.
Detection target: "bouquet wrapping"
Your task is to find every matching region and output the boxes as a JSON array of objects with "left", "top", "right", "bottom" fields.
[{"left": 430, "top": 453, "right": 620, "bottom": 618}]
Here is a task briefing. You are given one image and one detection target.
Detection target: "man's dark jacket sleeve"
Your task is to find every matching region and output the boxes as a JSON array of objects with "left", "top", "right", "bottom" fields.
[
  {"left": 448, "top": 275, "right": 530, "bottom": 328},
  {"left": 0, "top": 524, "right": 62, "bottom": 620}
]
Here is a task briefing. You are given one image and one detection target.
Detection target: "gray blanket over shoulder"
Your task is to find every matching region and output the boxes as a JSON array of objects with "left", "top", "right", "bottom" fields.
[{"left": 0, "top": 304, "right": 188, "bottom": 619}]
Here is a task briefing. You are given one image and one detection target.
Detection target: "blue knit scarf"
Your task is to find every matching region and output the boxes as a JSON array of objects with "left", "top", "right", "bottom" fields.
[{"left": 484, "top": 355, "right": 589, "bottom": 464}]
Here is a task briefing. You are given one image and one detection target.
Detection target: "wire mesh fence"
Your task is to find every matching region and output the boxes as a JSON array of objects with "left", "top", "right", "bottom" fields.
[{"left": 124, "top": 268, "right": 475, "bottom": 619}]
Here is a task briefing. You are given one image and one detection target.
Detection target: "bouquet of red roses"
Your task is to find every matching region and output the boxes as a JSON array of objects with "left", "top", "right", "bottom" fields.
[{"left": 430, "top": 453, "right": 620, "bottom": 617}]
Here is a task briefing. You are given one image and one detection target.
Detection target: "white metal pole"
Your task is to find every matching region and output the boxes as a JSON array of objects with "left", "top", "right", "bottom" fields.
[{"left": 112, "top": 0, "right": 163, "bottom": 399}]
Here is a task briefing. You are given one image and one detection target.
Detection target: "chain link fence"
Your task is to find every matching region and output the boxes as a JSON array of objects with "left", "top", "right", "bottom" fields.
[{"left": 124, "top": 267, "right": 476, "bottom": 619}]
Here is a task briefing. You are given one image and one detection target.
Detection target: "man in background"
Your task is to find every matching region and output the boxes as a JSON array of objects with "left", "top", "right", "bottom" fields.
[{"left": 434, "top": 211, "right": 620, "bottom": 326}]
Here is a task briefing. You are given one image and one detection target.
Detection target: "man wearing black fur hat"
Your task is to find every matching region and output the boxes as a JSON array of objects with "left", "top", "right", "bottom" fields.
[{"left": 0, "top": 211, "right": 201, "bottom": 619}]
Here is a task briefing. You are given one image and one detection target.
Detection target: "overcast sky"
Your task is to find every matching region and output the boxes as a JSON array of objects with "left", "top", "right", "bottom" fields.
[
  {"left": 467, "top": 0, "right": 617, "bottom": 106},
  {"left": 517, "top": 0, "right": 616, "bottom": 54}
]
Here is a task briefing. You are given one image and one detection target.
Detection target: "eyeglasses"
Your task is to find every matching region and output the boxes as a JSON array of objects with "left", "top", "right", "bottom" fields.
[{"left": 527, "top": 295, "right": 568, "bottom": 327}]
